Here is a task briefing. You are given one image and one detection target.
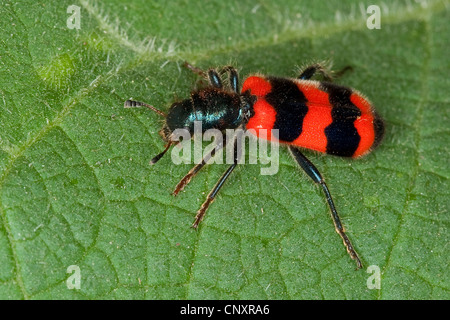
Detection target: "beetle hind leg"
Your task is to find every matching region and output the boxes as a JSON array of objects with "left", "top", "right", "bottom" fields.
[
  {"left": 298, "top": 63, "right": 353, "bottom": 82},
  {"left": 288, "top": 146, "right": 363, "bottom": 269}
]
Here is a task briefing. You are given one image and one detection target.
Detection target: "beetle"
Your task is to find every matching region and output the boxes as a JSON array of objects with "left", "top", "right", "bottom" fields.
[{"left": 124, "top": 62, "right": 384, "bottom": 269}]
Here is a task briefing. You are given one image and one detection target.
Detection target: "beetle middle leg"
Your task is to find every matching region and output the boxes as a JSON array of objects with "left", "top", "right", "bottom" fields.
[
  {"left": 172, "top": 136, "right": 228, "bottom": 196},
  {"left": 192, "top": 135, "right": 240, "bottom": 228}
]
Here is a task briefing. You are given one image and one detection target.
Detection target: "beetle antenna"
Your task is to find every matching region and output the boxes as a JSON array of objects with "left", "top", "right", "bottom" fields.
[{"left": 124, "top": 100, "right": 167, "bottom": 117}]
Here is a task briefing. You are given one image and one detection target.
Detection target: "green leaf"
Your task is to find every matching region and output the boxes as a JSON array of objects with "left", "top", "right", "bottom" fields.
[{"left": 0, "top": 0, "right": 448, "bottom": 300}]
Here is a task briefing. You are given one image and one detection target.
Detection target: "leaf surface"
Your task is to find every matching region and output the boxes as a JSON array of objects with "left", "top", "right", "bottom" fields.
[{"left": 0, "top": 0, "right": 448, "bottom": 299}]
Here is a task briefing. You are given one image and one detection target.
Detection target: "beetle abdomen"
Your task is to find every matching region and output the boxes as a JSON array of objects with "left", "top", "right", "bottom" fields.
[{"left": 242, "top": 76, "right": 384, "bottom": 158}]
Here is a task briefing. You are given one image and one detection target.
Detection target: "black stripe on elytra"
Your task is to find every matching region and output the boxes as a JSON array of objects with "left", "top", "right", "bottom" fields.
[
  {"left": 265, "top": 77, "right": 308, "bottom": 142},
  {"left": 320, "top": 82, "right": 361, "bottom": 157}
]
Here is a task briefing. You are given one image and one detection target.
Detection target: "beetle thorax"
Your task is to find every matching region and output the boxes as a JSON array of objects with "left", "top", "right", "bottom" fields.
[{"left": 162, "top": 88, "right": 253, "bottom": 141}]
